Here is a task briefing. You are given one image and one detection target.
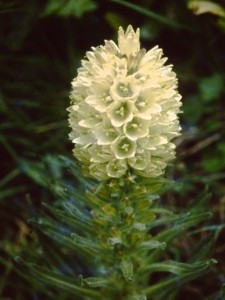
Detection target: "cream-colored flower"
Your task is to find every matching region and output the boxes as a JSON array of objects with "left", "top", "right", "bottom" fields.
[{"left": 68, "top": 25, "right": 182, "bottom": 180}]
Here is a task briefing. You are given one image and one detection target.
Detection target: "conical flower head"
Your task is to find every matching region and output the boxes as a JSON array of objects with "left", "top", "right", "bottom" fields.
[{"left": 68, "top": 25, "right": 182, "bottom": 181}]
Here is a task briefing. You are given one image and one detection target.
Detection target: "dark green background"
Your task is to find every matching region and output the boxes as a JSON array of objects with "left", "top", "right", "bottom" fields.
[{"left": 1, "top": 0, "right": 225, "bottom": 299}]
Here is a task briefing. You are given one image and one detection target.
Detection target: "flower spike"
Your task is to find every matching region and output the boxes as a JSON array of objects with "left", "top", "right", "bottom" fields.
[{"left": 68, "top": 25, "right": 182, "bottom": 181}]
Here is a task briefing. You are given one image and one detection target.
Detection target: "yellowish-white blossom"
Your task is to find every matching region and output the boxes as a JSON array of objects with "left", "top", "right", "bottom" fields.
[{"left": 68, "top": 25, "right": 182, "bottom": 181}]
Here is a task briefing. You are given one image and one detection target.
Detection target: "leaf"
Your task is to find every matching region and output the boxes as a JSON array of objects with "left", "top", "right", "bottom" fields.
[
  {"left": 120, "top": 259, "right": 134, "bottom": 283},
  {"left": 147, "top": 213, "right": 183, "bottom": 229},
  {"left": 0, "top": 168, "right": 20, "bottom": 190},
  {"left": 139, "top": 240, "right": 166, "bottom": 251},
  {"left": 188, "top": 225, "right": 224, "bottom": 262},
  {"left": 21, "top": 159, "right": 50, "bottom": 187},
  {"left": 71, "top": 232, "right": 101, "bottom": 254},
  {"left": 78, "top": 275, "right": 108, "bottom": 288},
  {"left": 15, "top": 257, "right": 100, "bottom": 298},
  {"left": 42, "top": 203, "right": 93, "bottom": 234},
  {"left": 111, "top": 0, "right": 191, "bottom": 30},
  {"left": 146, "top": 211, "right": 212, "bottom": 264},
  {"left": 155, "top": 211, "right": 212, "bottom": 243},
  {"left": 144, "top": 259, "right": 217, "bottom": 297},
  {"left": 161, "top": 212, "right": 212, "bottom": 241},
  {"left": 29, "top": 219, "right": 100, "bottom": 256},
  {"left": 86, "top": 190, "right": 106, "bottom": 208},
  {"left": 188, "top": 1, "right": 225, "bottom": 17},
  {"left": 0, "top": 186, "right": 26, "bottom": 201},
  {"left": 187, "top": 187, "right": 212, "bottom": 212},
  {"left": 142, "top": 259, "right": 216, "bottom": 275}
]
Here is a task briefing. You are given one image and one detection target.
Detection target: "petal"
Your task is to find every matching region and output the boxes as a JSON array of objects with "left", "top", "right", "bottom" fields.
[
  {"left": 108, "top": 100, "right": 133, "bottom": 127},
  {"left": 134, "top": 90, "right": 162, "bottom": 120},
  {"left": 111, "top": 136, "right": 136, "bottom": 159},
  {"left": 128, "top": 151, "right": 150, "bottom": 170},
  {"left": 93, "top": 121, "right": 119, "bottom": 145},
  {"left": 124, "top": 117, "right": 149, "bottom": 141},
  {"left": 85, "top": 95, "right": 112, "bottom": 113},
  {"left": 110, "top": 75, "right": 141, "bottom": 102},
  {"left": 106, "top": 159, "right": 127, "bottom": 178},
  {"left": 89, "top": 145, "right": 112, "bottom": 163},
  {"left": 89, "top": 162, "right": 109, "bottom": 181}
]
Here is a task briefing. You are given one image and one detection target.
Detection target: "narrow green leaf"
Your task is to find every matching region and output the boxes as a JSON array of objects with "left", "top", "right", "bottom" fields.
[
  {"left": 0, "top": 134, "right": 19, "bottom": 161},
  {"left": 155, "top": 211, "right": 212, "bottom": 243},
  {"left": 0, "top": 168, "right": 20, "bottom": 189},
  {"left": 71, "top": 232, "right": 101, "bottom": 254},
  {"left": 150, "top": 208, "right": 174, "bottom": 215},
  {"left": 16, "top": 258, "right": 100, "bottom": 298},
  {"left": 86, "top": 190, "right": 106, "bottom": 208},
  {"left": 142, "top": 260, "right": 214, "bottom": 275},
  {"left": 30, "top": 220, "right": 100, "bottom": 256},
  {"left": 110, "top": 0, "right": 191, "bottom": 30},
  {"left": 42, "top": 203, "right": 94, "bottom": 234},
  {"left": 187, "top": 188, "right": 212, "bottom": 211},
  {"left": 79, "top": 275, "right": 108, "bottom": 288},
  {"left": 190, "top": 224, "right": 225, "bottom": 235},
  {"left": 188, "top": 225, "right": 223, "bottom": 262},
  {"left": 146, "top": 211, "right": 212, "bottom": 264},
  {"left": 144, "top": 259, "right": 217, "bottom": 297},
  {"left": 0, "top": 186, "right": 26, "bottom": 201},
  {"left": 139, "top": 240, "right": 166, "bottom": 251},
  {"left": 147, "top": 213, "right": 183, "bottom": 229}
]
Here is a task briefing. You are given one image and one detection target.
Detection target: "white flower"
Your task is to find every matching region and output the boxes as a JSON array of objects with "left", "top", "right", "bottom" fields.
[
  {"left": 111, "top": 136, "right": 136, "bottom": 159},
  {"left": 110, "top": 75, "right": 141, "bottom": 102},
  {"left": 108, "top": 100, "right": 133, "bottom": 127},
  {"left": 68, "top": 25, "right": 182, "bottom": 180}
]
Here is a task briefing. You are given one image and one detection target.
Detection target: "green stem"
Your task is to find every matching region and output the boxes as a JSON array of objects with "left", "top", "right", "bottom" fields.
[{"left": 88, "top": 178, "right": 157, "bottom": 299}]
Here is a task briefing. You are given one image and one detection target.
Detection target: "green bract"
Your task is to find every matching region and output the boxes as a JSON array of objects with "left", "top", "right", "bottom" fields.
[{"left": 68, "top": 25, "right": 182, "bottom": 180}]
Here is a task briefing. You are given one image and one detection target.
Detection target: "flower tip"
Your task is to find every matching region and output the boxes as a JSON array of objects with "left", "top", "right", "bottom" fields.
[
  {"left": 118, "top": 25, "right": 140, "bottom": 56},
  {"left": 118, "top": 25, "right": 140, "bottom": 36}
]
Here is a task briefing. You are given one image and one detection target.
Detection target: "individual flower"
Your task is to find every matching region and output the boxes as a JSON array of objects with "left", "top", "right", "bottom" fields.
[{"left": 68, "top": 25, "right": 182, "bottom": 180}]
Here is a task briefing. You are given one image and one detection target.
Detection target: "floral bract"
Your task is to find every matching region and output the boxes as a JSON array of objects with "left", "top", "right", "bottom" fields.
[{"left": 68, "top": 25, "right": 182, "bottom": 180}]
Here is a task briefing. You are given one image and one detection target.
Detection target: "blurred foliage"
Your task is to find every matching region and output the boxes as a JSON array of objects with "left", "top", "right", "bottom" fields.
[
  {"left": 0, "top": 0, "right": 225, "bottom": 299},
  {"left": 188, "top": 0, "right": 225, "bottom": 17},
  {"left": 42, "top": 0, "right": 97, "bottom": 18}
]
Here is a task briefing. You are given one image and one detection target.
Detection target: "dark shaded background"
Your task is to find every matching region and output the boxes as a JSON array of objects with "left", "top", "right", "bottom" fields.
[{"left": 0, "top": 0, "right": 225, "bottom": 299}]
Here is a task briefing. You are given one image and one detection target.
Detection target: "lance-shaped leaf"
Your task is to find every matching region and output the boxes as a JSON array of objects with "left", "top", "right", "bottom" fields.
[
  {"left": 146, "top": 211, "right": 212, "bottom": 264},
  {"left": 146, "top": 212, "right": 182, "bottom": 229},
  {"left": 42, "top": 203, "right": 93, "bottom": 234},
  {"left": 141, "top": 259, "right": 217, "bottom": 275},
  {"left": 139, "top": 240, "right": 166, "bottom": 251},
  {"left": 144, "top": 259, "right": 217, "bottom": 298},
  {"left": 15, "top": 257, "right": 100, "bottom": 299},
  {"left": 155, "top": 211, "right": 212, "bottom": 243},
  {"left": 86, "top": 190, "right": 106, "bottom": 208},
  {"left": 30, "top": 220, "right": 100, "bottom": 256},
  {"left": 71, "top": 232, "right": 101, "bottom": 254},
  {"left": 78, "top": 275, "right": 108, "bottom": 288}
]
